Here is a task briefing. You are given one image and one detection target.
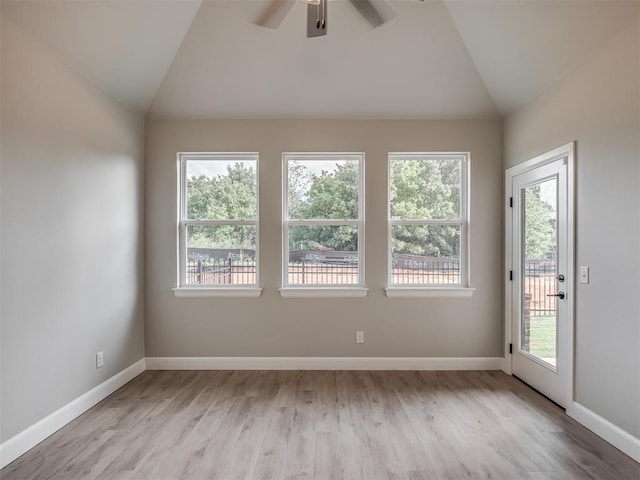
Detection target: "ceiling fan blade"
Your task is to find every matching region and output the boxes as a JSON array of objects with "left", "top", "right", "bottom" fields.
[
  {"left": 307, "top": 0, "right": 327, "bottom": 38},
  {"left": 348, "top": 0, "right": 395, "bottom": 28},
  {"left": 256, "top": 0, "right": 296, "bottom": 29}
]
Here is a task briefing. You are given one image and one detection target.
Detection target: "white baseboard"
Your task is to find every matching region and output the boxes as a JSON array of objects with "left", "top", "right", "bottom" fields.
[
  {"left": 567, "top": 401, "right": 640, "bottom": 462},
  {"left": 0, "top": 358, "right": 146, "bottom": 469},
  {"left": 145, "top": 356, "right": 503, "bottom": 371}
]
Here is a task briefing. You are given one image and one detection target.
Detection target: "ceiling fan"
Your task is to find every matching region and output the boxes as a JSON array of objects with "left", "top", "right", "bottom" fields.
[{"left": 256, "top": 0, "right": 398, "bottom": 38}]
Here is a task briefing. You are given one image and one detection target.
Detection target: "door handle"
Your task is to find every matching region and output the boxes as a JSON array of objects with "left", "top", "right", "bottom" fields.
[{"left": 547, "top": 292, "right": 565, "bottom": 300}]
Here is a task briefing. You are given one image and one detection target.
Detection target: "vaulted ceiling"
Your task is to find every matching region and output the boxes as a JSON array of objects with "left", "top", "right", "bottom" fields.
[{"left": 2, "top": 0, "right": 638, "bottom": 119}]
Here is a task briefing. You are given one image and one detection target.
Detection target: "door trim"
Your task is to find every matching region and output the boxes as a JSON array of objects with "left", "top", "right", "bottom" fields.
[{"left": 504, "top": 142, "right": 575, "bottom": 407}]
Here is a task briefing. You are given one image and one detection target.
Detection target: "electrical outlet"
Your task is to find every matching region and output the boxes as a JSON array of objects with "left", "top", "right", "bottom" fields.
[
  {"left": 579, "top": 266, "right": 590, "bottom": 284},
  {"left": 96, "top": 351, "right": 104, "bottom": 369},
  {"left": 355, "top": 331, "right": 365, "bottom": 344}
]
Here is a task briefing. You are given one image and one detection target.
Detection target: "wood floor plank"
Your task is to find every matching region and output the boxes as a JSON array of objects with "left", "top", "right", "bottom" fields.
[
  {"left": 251, "top": 406, "right": 296, "bottom": 480},
  {"left": 210, "top": 413, "right": 271, "bottom": 480},
  {"left": 2, "top": 370, "right": 639, "bottom": 480},
  {"left": 336, "top": 371, "right": 390, "bottom": 480},
  {"left": 282, "top": 370, "right": 329, "bottom": 479},
  {"left": 182, "top": 395, "right": 256, "bottom": 479},
  {"left": 313, "top": 432, "right": 337, "bottom": 480}
]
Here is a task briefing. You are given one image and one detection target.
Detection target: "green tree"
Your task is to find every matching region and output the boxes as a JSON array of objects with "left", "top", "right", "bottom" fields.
[
  {"left": 390, "top": 159, "right": 460, "bottom": 258},
  {"left": 186, "top": 163, "right": 257, "bottom": 249},
  {"left": 287, "top": 162, "right": 309, "bottom": 219},
  {"left": 185, "top": 158, "right": 556, "bottom": 263},
  {"left": 298, "top": 161, "right": 358, "bottom": 220},
  {"left": 524, "top": 185, "right": 556, "bottom": 259},
  {"left": 289, "top": 161, "right": 359, "bottom": 251}
]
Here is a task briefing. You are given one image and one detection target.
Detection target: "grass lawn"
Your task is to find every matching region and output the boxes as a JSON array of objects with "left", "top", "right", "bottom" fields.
[{"left": 528, "top": 316, "right": 556, "bottom": 361}]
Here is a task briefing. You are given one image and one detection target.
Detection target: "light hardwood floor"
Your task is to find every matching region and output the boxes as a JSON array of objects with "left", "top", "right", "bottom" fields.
[{"left": 2, "top": 370, "right": 639, "bottom": 479}]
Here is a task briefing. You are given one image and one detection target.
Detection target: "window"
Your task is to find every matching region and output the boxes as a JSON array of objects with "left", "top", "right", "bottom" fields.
[
  {"left": 175, "top": 153, "right": 260, "bottom": 297},
  {"left": 387, "top": 153, "right": 473, "bottom": 297},
  {"left": 282, "top": 153, "right": 366, "bottom": 297}
]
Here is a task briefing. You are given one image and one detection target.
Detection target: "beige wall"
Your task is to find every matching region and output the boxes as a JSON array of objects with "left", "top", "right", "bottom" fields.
[
  {"left": 505, "top": 19, "right": 640, "bottom": 437},
  {"left": 145, "top": 119, "right": 503, "bottom": 358},
  {"left": 0, "top": 16, "right": 145, "bottom": 442}
]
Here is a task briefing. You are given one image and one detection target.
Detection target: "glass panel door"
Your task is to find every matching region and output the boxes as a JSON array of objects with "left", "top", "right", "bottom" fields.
[{"left": 510, "top": 148, "right": 572, "bottom": 408}]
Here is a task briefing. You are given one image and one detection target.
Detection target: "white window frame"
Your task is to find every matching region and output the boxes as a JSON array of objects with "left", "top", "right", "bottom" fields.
[
  {"left": 385, "top": 152, "right": 474, "bottom": 298},
  {"left": 173, "top": 152, "right": 261, "bottom": 298},
  {"left": 280, "top": 153, "right": 367, "bottom": 298}
]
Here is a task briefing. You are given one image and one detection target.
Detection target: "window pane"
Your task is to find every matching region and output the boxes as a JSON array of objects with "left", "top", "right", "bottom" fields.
[
  {"left": 389, "top": 158, "right": 461, "bottom": 220},
  {"left": 391, "top": 224, "right": 461, "bottom": 285},
  {"left": 186, "top": 160, "right": 257, "bottom": 220},
  {"left": 186, "top": 225, "right": 256, "bottom": 285},
  {"left": 521, "top": 178, "right": 558, "bottom": 368},
  {"left": 288, "top": 225, "right": 358, "bottom": 285},
  {"left": 288, "top": 159, "right": 359, "bottom": 220}
]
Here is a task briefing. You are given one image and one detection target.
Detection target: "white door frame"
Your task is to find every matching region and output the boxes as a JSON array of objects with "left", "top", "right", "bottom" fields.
[{"left": 503, "top": 142, "right": 575, "bottom": 407}]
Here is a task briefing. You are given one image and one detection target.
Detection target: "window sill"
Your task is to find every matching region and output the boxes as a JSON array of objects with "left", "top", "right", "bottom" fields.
[
  {"left": 279, "top": 287, "right": 369, "bottom": 298},
  {"left": 173, "top": 287, "right": 262, "bottom": 298},
  {"left": 385, "top": 287, "right": 475, "bottom": 298}
]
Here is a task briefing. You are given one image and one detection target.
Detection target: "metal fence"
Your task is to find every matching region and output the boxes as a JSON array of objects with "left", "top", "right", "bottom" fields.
[
  {"left": 391, "top": 253, "right": 460, "bottom": 285},
  {"left": 185, "top": 248, "right": 557, "bottom": 315},
  {"left": 186, "top": 256, "right": 256, "bottom": 285},
  {"left": 288, "top": 250, "right": 358, "bottom": 284},
  {"left": 524, "top": 260, "right": 557, "bottom": 316}
]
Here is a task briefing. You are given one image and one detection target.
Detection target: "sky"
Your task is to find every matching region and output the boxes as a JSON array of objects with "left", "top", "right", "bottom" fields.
[
  {"left": 538, "top": 177, "right": 557, "bottom": 213},
  {"left": 187, "top": 159, "right": 354, "bottom": 179},
  {"left": 291, "top": 159, "right": 354, "bottom": 177},
  {"left": 187, "top": 160, "right": 255, "bottom": 179}
]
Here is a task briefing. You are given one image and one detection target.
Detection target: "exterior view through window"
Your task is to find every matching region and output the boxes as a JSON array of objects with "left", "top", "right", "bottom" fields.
[
  {"left": 388, "top": 153, "right": 468, "bottom": 286},
  {"left": 283, "top": 153, "right": 364, "bottom": 286},
  {"left": 178, "top": 153, "right": 258, "bottom": 287},
  {"left": 521, "top": 178, "right": 559, "bottom": 364}
]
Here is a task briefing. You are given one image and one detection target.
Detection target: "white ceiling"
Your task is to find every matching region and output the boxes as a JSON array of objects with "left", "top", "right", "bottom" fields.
[
  {"left": 2, "top": 0, "right": 637, "bottom": 118},
  {"left": 148, "top": 0, "right": 499, "bottom": 119},
  {"left": 1, "top": 0, "right": 202, "bottom": 111},
  {"left": 444, "top": 0, "right": 639, "bottom": 114}
]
